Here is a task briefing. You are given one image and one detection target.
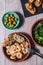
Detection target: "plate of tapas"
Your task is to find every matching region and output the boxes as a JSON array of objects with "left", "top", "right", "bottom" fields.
[
  {"left": 2, "top": 33, "right": 31, "bottom": 62},
  {"left": 21, "top": 0, "right": 43, "bottom": 17}
]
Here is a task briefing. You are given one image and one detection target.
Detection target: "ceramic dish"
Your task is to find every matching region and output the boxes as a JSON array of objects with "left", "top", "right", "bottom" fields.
[
  {"left": 31, "top": 18, "right": 43, "bottom": 47},
  {"left": 2, "top": 11, "right": 20, "bottom": 30},
  {"left": 21, "top": 0, "right": 43, "bottom": 17},
  {"left": 2, "top": 33, "right": 31, "bottom": 62}
]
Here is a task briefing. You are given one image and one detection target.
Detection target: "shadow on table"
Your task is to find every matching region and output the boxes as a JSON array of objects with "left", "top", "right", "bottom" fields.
[
  {"left": 20, "top": 32, "right": 42, "bottom": 60},
  {"left": 14, "top": 12, "right": 24, "bottom": 28}
]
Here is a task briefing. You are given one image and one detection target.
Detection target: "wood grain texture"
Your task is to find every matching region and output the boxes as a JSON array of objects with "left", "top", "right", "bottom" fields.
[
  {"left": 0, "top": 0, "right": 43, "bottom": 65},
  {"left": 0, "top": 0, "right": 6, "bottom": 65}
]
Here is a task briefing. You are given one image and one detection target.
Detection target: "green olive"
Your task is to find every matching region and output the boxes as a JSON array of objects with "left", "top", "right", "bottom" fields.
[
  {"left": 8, "top": 16, "right": 11, "bottom": 19},
  {"left": 10, "top": 14, "right": 13, "bottom": 17},
  {"left": 15, "top": 18, "right": 18, "bottom": 22},
  {"left": 11, "top": 19, "right": 13, "bottom": 21},
  {"left": 11, "top": 25, "right": 14, "bottom": 27},
  {"left": 6, "top": 14, "right": 9, "bottom": 17},
  {"left": 12, "top": 16, "right": 14, "bottom": 19},
  {"left": 4, "top": 22, "right": 7, "bottom": 25},
  {"left": 4, "top": 17, "right": 8, "bottom": 21},
  {"left": 7, "top": 23, "right": 10, "bottom": 26},
  {"left": 8, "top": 21, "right": 11, "bottom": 24},
  {"left": 4, "top": 14, "right": 18, "bottom": 28},
  {"left": 13, "top": 21, "right": 16, "bottom": 25},
  {"left": 9, "top": 24, "right": 14, "bottom": 28},
  {"left": 9, "top": 24, "right": 12, "bottom": 27},
  {"left": 9, "top": 18, "right": 11, "bottom": 21}
]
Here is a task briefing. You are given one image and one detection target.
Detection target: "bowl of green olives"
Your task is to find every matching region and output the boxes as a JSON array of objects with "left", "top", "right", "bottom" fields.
[
  {"left": 31, "top": 19, "right": 43, "bottom": 47},
  {"left": 2, "top": 11, "right": 20, "bottom": 30}
]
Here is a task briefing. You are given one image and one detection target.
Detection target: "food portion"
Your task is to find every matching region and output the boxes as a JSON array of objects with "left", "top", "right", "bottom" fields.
[
  {"left": 35, "top": 0, "right": 42, "bottom": 7},
  {"left": 4, "top": 14, "right": 18, "bottom": 28},
  {"left": 28, "top": 0, "right": 35, "bottom": 4},
  {"left": 13, "top": 34, "right": 25, "bottom": 43},
  {"left": 25, "top": 0, "right": 42, "bottom": 14},
  {"left": 32, "top": 21, "right": 43, "bottom": 46},
  {"left": 25, "top": 3, "right": 36, "bottom": 14},
  {"left": 2, "top": 33, "right": 29, "bottom": 60}
]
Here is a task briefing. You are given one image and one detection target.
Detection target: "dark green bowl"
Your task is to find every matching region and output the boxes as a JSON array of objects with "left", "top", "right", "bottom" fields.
[{"left": 2, "top": 11, "right": 20, "bottom": 30}]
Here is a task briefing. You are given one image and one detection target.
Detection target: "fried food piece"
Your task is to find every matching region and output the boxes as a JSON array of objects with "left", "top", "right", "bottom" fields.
[
  {"left": 10, "top": 45, "right": 16, "bottom": 50},
  {"left": 6, "top": 46, "right": 11, "bottom": 49},
  {"left": 2, "top": 41, "right": 7, "bottom": 47},
  {"left": 4, "top": 36, "right": 10, "bottom": 41},
  {"left": 16, "top": 52, "right": 22, "bottom": 59},
  {"left": 20, "top": 43, "right": 24, "bottom": 48},
  {"left": 28, "top": 0, "right": 35, "bottom": 3},
  {"left": 23, "top": 42, "right": 29, "bottom": 47},
  {"left": 22, "top": 47, "right": 28, "bottom": 54},
  {"left": 35, "top": 0, "right": 42, "bottom": 7},
  {"left": 6, "top": 49, "right": 10, "bottom": 55},
  {"left": 13, "top": 34, "right": 25, "bottom": 43},
  {"left": 11, "top": 53, "right": 16, "bottom": 57},
  {"left": 10, "top": 56, "right": 16, "bottom": 60},
  {"left": 15, "top": 45, "right": 21, "bottom": 52},
  {"left": 25, "top": 3, "right": 36, "bottom": 14},
  {"left": 20, "top": 42, "right": 28, "bottom": 48}
]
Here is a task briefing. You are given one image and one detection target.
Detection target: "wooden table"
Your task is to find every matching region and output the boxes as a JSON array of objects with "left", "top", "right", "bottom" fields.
[{"left": 0, "top": 0, "right": 43, "bottom": 65}]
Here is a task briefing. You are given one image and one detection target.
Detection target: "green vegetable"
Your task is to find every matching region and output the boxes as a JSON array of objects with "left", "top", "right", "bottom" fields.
[{"left": 33, "top": 22, "right": 43, "bottom": 46}]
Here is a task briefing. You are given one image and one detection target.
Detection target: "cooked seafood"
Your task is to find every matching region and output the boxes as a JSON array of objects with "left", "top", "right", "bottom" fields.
[
  {"left": 10, "top": 56, "right": 16, "bottom": 60},
  {"left": 22, "top": 47, "right": 28, "bottom": 54},
  {"left": 2, "top": 33, "right": 29, "bottom": 60},
  {"left": 16, "top": 52, "right": 22, "bottom": 59}
]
